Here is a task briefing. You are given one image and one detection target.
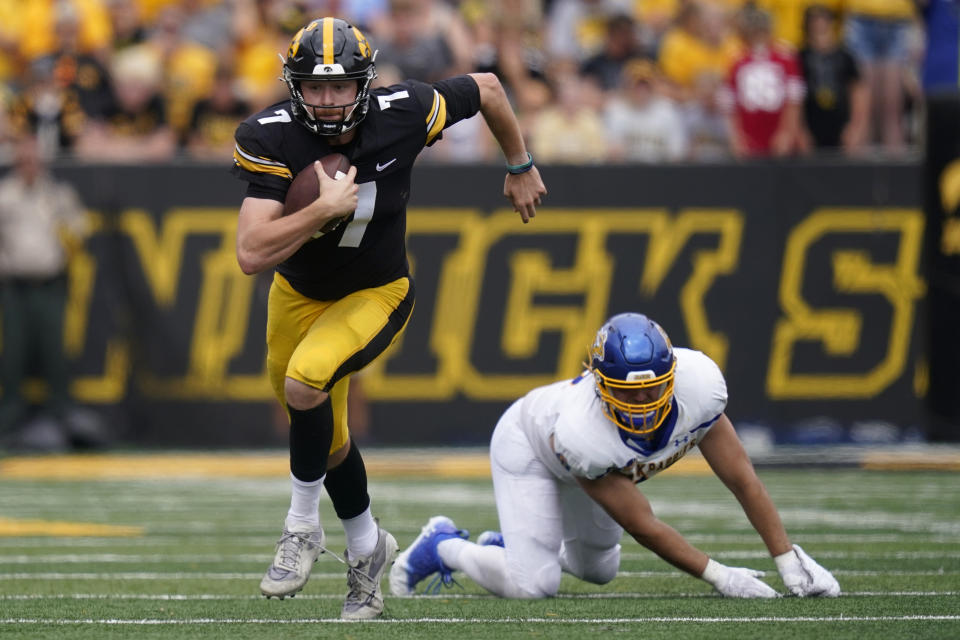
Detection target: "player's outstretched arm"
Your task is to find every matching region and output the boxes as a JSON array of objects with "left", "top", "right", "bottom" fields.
[
  {"left": 699, "top": 414, "right": 841, "bottom": 597},
  {"left": 699, "top": 414, "right": 793, "bottom": 556},
  {"left": 575, "top": 471, "right": 775, "bottom": 597},
  {"left": 236, "top": 164, "right": 358, "bottom": 274},
  {"left": 469, "top": 72, "right": 546, "bottom": 224}
]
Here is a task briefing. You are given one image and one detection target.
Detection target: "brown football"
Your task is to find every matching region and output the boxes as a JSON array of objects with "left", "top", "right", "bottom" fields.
[{"left": 283, "top": 153, "right": 352, "bottom": 232}]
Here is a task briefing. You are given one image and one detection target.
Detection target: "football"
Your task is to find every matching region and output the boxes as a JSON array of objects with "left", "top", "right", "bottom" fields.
[{"left": 283, "top": 153, "right": 352, "bottom": 232}]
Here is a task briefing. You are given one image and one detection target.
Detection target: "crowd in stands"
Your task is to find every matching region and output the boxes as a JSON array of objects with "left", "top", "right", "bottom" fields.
[{"left": 0, "top": 0, "right": 948, "bottom": 164}]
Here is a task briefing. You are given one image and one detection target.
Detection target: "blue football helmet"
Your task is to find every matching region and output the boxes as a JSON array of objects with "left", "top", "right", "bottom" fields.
[{"left": 589, "top": 313, "right": 677, "bottom": 436}]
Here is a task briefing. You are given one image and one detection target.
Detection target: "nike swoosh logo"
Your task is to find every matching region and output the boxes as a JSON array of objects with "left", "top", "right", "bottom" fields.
[{"left": 376, "top": 158, "right": 397, "bottom": 171}]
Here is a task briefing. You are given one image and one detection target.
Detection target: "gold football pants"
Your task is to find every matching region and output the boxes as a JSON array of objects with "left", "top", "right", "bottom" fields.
[{"left": 265, "top": 272, "right": 414, "bottom": 452}]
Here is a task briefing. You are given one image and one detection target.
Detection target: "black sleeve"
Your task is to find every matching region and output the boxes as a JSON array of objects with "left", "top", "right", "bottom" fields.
[
  {"left": 245, "top": 182, "right": 288, "bottom": 202},
  {"left": 432, "top": 75, "right": 482, "bottom": 127},
  {"left": 231, "top": 120, "right": 292, "bottom": 201}
]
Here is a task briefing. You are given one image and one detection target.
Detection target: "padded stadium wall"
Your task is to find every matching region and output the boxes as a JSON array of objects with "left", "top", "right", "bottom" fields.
[
  {"left": 924, "top": 91, "right": 960, "bottom": 442},
  {"left": 2, "top": 158, "right": 942, "bottom": 446}
]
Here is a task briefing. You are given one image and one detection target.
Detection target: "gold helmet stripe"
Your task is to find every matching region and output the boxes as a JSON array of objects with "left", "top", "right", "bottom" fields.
[{"left": 322, "top": 17, "right": 335, "bottom": 65}]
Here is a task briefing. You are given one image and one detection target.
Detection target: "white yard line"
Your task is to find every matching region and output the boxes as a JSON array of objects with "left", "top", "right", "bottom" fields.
[
  {"left": 0, "top": 554, "right": 272, "bottom": 563},
  {"left": 0, "top": 532, "right": 956, "bottom": 548},
  {"left": 0, "top": 569, "right": 956, "bottom": 580},
  {"left": 621, "top": 551, "right": 960, "bottom": 561},
  {"left": 1, "top": 616, "right": 958, "bottom": 625},
  {"left": 642, "top": 503, "right": 960, "bottom": 536},
  {"left": 0, "top": 591, "right": 955, "bottom": 601}
]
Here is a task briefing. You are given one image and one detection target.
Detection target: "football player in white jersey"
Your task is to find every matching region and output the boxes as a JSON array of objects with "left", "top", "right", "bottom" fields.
[{"left": 390, "top": 313, "right": 840, "bottom": 599}]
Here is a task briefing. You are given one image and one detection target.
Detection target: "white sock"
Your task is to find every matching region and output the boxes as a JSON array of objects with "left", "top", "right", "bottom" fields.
[
  {"left": 285, "top": 472, "right": 323, "bottom": 529},
  {"left": 342, "top": 506, "right": 379, "bottom": 557},
  {"left": 437, "top": 538, "right": 526, "bottom": 598}
]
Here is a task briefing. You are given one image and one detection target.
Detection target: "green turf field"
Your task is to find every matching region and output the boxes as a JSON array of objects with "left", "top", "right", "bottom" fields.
[{"left": 0, "top": 453, "right": 957, "bottom": 639}]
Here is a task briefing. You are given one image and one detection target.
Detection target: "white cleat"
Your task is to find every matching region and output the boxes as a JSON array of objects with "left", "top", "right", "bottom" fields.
[
  {"left": 260, "top": 523, "right": 326, "bottom": 599},
  {"left": 341, "top": 526, "right": 399, "bottom": 620}
]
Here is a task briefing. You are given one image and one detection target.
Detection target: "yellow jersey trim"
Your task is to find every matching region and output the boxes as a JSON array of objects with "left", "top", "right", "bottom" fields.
[
  {"left": 233, "top": 144, "right": 293, "bottom": 180},
  {"left": 425, "top": 89, "right": 447, "bottom": 145}
]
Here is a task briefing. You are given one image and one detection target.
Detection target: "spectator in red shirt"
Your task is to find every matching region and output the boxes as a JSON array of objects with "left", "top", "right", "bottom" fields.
[{"left": 722, "top": 6, "right": 805, "bottom": 157}]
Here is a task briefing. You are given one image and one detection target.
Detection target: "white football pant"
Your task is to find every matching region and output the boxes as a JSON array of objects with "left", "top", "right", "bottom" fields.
[{"left": 439, "top": 402, "right": 622, "bottom": 598}]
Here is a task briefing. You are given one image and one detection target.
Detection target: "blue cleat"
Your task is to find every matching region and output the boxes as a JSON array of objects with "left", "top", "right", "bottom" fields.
[
  {"left": 476, "top": 531, "right": 504, "bottom": 547},
  {"left": 388, "top": 515, "right": 468, "bottom": 595}
]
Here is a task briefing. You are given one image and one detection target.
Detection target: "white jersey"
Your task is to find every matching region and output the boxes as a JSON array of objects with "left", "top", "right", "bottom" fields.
[{"left": 515, "top": 348, "right": 728, "bottom": 483}]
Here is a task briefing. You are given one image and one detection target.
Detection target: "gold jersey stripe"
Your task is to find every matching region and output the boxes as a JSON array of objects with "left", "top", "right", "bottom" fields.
[
  {"left": 233, "top": 145, "right": 292, "bottom": 180},
  {"left": 322, "top": 17, "right": 334, "bottom": 65},
  {"left": 425, "top": 90, "right": 447, "bottom": 145}
]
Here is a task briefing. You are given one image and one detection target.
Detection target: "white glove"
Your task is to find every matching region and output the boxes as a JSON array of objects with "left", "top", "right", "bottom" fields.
[
  {"left": 775, "top": 544, "right": 841, "bottom": 597},
  {"left": 701, "top": 558, "right": 779, "bottom": 598}
]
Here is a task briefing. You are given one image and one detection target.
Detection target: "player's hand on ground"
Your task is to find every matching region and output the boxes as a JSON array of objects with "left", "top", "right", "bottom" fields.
[
  {"left": 314, "top": 161, "right": 358, "bottom": 220},
  {"left": 775, "top": 544, "right": 841, "bottom": 597},
  {"left": 504, "top": 166, "right": 546, "bottom": 224},
  {"left": 702, "top": 558, "right": 779, "bottom": 598}
]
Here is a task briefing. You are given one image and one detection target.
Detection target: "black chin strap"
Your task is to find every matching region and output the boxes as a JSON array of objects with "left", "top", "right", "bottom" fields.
[{"left": 307, "top": 101, "right": 358, "bottom": 136}]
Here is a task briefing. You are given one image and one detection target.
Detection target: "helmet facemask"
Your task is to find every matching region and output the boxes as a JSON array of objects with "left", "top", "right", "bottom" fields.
[
  {"left": 282, "top": 62, "right": 377, "bottom": 136},
  {"left": 593, "top": 360, "right": 676, "bottom": 435}
]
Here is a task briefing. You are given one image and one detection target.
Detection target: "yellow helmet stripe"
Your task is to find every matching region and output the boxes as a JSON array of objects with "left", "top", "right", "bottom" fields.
[
  {"left": 425, "top": 89, "right": 447, "bottom": 145},
  {"left": 322, "top": 17, "right": 334, "bottom": 65}
]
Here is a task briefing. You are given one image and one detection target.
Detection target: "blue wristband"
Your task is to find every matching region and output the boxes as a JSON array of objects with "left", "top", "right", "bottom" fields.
[{"left": 506, "top": 152, "right": 534, "bottom": 175}]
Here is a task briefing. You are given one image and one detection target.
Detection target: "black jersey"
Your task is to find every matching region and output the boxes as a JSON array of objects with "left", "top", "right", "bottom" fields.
[{"left": 232, "top": 75, "right": 482, "bottom": 300}]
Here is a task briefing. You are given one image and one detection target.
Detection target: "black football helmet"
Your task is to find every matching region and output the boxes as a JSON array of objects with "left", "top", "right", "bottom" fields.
[{"left": 282, "top": 17, "right": 377, "bottom": 136}]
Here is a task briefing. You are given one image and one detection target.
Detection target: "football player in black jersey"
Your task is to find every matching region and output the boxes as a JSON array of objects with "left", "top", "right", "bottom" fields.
[{"left": 231, "top": 17, "right": 546, "bottom": 619}]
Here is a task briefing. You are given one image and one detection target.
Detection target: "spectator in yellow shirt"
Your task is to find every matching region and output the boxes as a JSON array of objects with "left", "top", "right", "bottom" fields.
[
  {"left": 230, "top": 0, "right": 293, "bottom": 109},
  {"left": 14, "top": 0, "right": 112, "bottom": 62},
  {"left": 657, "top": 1, "right": 742, "bottom": 101},
  {"left": 530, "top": 73, "right": 607, "bottom": 163}
]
